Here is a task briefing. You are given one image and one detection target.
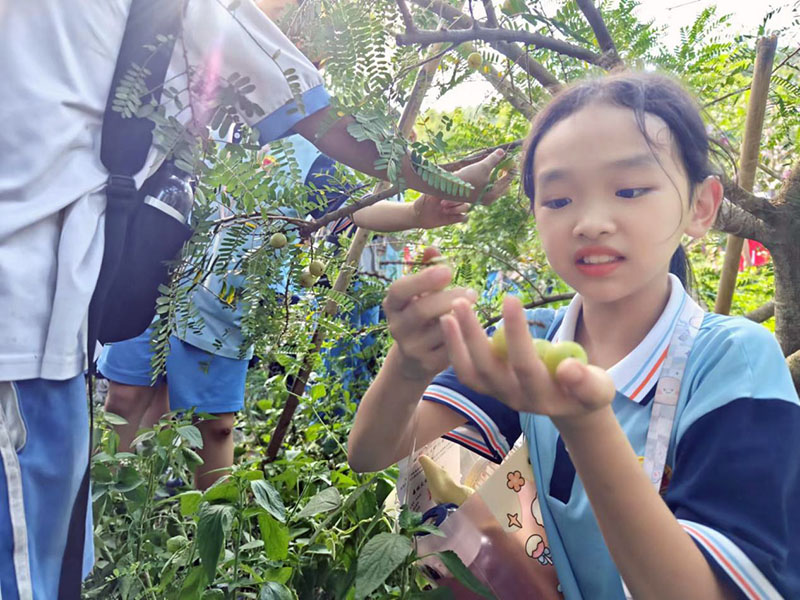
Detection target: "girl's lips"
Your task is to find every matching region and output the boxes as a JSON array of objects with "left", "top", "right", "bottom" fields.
[{"left": 574, "top": 256, "right": 624, "bottom": 277}]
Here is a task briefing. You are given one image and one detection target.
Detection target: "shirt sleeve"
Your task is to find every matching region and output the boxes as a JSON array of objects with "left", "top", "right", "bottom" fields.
[
  {"left": 664, "top": 318, "right": 800, "bottom": 599},
  {"left": 421, "top": 307, "right": 558, "bottom": 464},
  {"left": 182, "top": 0, "right": 330, "bottom": 143}
]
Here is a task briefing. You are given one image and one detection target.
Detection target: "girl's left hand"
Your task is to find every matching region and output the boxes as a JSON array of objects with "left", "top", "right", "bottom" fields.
[{"left": 440, "top": 295, "right": 617, "bottom": 428}]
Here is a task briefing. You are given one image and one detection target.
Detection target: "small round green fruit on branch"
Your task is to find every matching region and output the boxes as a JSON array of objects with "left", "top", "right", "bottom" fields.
[
  {"left": 309, "top": 259, "right": 325, "bottom": 277},
  {"left": 298, "top": 269, "right": 317, "bottom": 288},
  {"left": 467, "top": 52, "right": 483, "bottom": 70},
  {"left": 269, "top": 232, "right": 287, "bottom": 249}
]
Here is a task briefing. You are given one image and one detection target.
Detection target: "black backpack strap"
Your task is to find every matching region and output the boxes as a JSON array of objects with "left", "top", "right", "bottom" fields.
[{"left": 58, "top": 1, "right": 181, "bottom": 598}]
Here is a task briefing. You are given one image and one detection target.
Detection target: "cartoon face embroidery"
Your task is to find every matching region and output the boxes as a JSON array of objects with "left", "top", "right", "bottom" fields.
[
  {"left": 531, "top": 493, "right": 543, "bottom": 528},
  {"left": 526, "top": 534, "right": 553, "bottom": 565}
]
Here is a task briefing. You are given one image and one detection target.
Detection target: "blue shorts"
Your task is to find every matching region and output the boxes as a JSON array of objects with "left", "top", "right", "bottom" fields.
[
  {"left": 0, "top": 376, "right": 94, "bottom": 599},
  {"left": 97, "top": 330, "right": 247, "bottom": 414}
]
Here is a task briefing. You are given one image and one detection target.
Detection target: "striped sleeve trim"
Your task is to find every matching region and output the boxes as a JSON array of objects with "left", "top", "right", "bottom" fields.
[
  {"left": 679, "top": 520, "right": 782, "bottom": 599},
  {"left": 423, "top": 384, "right": 510, "bottom": 463}
]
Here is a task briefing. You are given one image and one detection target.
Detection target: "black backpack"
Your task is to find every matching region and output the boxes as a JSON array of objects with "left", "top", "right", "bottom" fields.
[{"left": 60, "top": 1, "right": 189, "bottom": 597}]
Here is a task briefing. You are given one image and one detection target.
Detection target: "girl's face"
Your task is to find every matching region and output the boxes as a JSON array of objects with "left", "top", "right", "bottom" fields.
[{"left": 532, "top": 103, "right": 713, "bottom": 305}]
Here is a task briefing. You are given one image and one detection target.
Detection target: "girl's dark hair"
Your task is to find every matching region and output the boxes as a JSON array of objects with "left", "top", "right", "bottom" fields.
[{"left": 521, "top": 72, "right": 713, "bottom": 290}]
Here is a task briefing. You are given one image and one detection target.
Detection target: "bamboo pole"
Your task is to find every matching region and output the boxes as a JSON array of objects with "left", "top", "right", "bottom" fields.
[
  {"left": 265, "top": 13, "right": 455, "bottom": 460},
  {"left": 714, "top": 35, "right": 777, "bottom": 315}
]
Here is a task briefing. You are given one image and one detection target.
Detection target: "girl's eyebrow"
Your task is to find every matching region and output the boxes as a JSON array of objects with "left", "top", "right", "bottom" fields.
[{"left": 537, "top": 154, "right": 657, "bottom": 186}]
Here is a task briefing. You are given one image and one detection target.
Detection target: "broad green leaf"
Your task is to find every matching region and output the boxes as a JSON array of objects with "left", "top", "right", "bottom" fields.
[
  {"left": 354, "top": 533, "right": 412, "bottom": 600},
  {"left": 436, "top": 551, "right": 495, "bottom": 599},
  {"left": 250, "top": 479, "right": 286, "bottom": 522},
  {"left": 179, "top": 565, "right": 207, "bottom": 599},
  {"left": 178, "top": 425, "right": 204, "bottom": 449},
  {"left": 179, "top": 490, "right": 203, "bottom": 517},
  {"left": 258, "top": 513, "right": 289, "bottom": 560},
  {"left": 296, "top": 487, "right": 341, "bottom": 519},
  {"left": 259, "top": 581, "right": 293, "bottom": 600},
  {"left": 203, "top": 477, "right": 239, "bottom": 504},
  {"left": 197, "top": 504, "right": 234, "bottom": 581}
]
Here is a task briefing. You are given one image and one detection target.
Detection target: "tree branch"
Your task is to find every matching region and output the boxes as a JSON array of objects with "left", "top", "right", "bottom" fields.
[
  {"left": 574, "top": 0, "right": 622, "bottom": 67},
  {"left": 441, "top": 139, "right": 523, "bottom": 171},
  {"left": 787, "top": 348, "right": 800, "bottom": 394},
  {"left": 721, "top": 174, "right": 778, "bottom": 223},
  {"left": 713, "top": 199, "right": 770, "bottom": 243},
  {"left": 484, "top": 293, "right": 576, "bottom": 327},
  {"left": 482, "top": 0, "right": 499, "bottom": 28},
  {"left": 745, "top": 301, "right": 775, "bottom": 323},
  {"left": 407, "top": 0, "right": 562, "bottom": 92},
  {"left": 395, "top": 0, "right": 417, "bottom": 33},
  {"left": 396, "top": 24, "right": 603, "bottom": 66}
]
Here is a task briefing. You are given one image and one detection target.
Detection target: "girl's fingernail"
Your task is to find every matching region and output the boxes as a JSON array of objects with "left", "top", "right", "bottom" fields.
[{"left": 465, "top": 288, "right": 478, "bottom": 301}]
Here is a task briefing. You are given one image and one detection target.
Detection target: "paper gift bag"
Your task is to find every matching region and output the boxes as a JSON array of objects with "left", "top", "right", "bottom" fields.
[{"left": 398, "top": 439, "right": 563, "bottom": 600}]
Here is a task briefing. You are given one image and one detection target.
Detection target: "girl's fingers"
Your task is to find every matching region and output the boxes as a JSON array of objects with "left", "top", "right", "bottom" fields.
[
  {"left": 451, "top": 299, "right": 513, "bottom": 390},
  {"left": 439, "top": 313, "right": 483, "bottom": 390},
  {"left": 501, "top": 296, "right": 548, "bottom": 387},
  {"left": 390, "top": 287, "right": 477, "bottom": 337},
  {"left": 383, "top": 265, "right": 451, "bottom": 313},
  {"left": 555, "top": 362, "right": 617, "bottom": 409}
]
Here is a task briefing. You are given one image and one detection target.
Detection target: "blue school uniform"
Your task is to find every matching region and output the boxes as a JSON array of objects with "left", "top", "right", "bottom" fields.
[{"left": 422, "top": 275, "right": 800, "bottom": 599}]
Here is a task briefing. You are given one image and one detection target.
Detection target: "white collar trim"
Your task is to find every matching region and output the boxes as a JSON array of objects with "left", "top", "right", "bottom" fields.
[{"left": 552, "top": 274, "right": 689, "bottom": 404}]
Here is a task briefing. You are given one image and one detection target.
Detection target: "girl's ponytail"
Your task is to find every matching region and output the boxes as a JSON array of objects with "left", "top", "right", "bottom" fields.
[{"left": 669, "top": 244, "right": 693, "bottom": 291}]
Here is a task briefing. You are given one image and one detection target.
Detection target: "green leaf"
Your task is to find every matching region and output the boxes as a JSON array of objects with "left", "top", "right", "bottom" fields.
[
  {"left": 259, "top": 581, "right": 293, "bottom": 600},
  {"left": 203, "top": 477, "right": 239, "bottom": 504},
  {"left": 355, "top": 533, "right": 412, "bottom": 599},
  {"left": 436, "top": 551, "right": 495, "bottom": 599},
  {"left": 250, "top": 479, "right": 286, "bottom": 522},
  {"left": 103, "top": 412, "right": 129, "bottom": 426},
  {"left": 408, "top": 589, "right": 455, "bottom": 600},
  {"left": 258, "top": 513, "right": 290, "bottom": 560},
  {"left": 177, "top": 425, "right": 204, "bottom": 449},
  {"left": 197, "top": 504, "right": 234, "bottom": 581},
  {"left": 178, "top": 565, "right": 207, "bottom": 599},
  {"left": 296, "top": 487, "right": 341, "bottom": 519},
  {"left": 179, "top": 490, "right": 203, "bottom": 517}
]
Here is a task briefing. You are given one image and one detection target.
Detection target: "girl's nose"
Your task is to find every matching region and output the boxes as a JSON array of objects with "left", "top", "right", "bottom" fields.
[{"left": 571, "top": 208, "right": 616, "bottom": 239}]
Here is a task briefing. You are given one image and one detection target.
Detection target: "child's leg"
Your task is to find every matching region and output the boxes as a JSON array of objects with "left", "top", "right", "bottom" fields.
[
  {"left": 165, "top": 337, "right": 248, "bottom": 490},
  {"left": 96, "top": 330, "right": 166, "bottom": 452},
  {"left": 0, "top": 376, "right": 93, "bottom": 599},
  {"left": 194, "top": 412, "right": 235, "bottom": 491},
  {"left": 141, "top": 384, "right": 170, "bottom": 429},
  {"left": 103, "top": 381, "right": 160, "bottom": 452}
]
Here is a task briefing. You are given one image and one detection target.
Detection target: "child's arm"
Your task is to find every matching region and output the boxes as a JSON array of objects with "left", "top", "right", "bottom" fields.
[
  {"left": 440, "top": 296, "right": 735, "bottom": 600},
  {"left": 293, "top": 108, "right": 509, "bottom": 206},
  {"left": 350, "top": 196, "right": 468, "bottom": 233},
  {"left": 347, "top": 250, "right": 473, "bottom": 472}
]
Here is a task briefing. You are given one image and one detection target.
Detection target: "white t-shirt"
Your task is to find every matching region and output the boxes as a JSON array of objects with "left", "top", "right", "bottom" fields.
[{"left": 0, "top": 0, "right": 328, "bottom": 381}]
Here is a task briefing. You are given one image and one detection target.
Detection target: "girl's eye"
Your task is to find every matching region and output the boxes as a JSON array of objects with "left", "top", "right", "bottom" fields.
[
  {"left": 542, "top": 197, "right": 571, "bottom": 209},
  {"left": 616, "top": 187, "right": 651, "bottom": 199}
]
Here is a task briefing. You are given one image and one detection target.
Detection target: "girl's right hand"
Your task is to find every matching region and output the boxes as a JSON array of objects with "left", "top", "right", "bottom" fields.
[{"left": 382, "top": 247, "right": 478, "bottom": 381}]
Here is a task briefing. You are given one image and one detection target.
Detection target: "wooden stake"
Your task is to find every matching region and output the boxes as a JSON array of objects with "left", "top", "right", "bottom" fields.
[{"left": 714, "top": 36, "right": 777, "bottom": 315}]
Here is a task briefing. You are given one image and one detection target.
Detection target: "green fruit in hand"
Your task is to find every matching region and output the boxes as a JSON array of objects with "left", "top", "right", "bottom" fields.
[
  {"left": 543, "top": 341, "right": 588, "bottom": 377},
  {"left": 467, "top": 52, "right": 483, "bottom": 70},
  {"left": 309, "top": 260, "right": 325, "bottom": 277},
  {"left": 490, "top": 326, "right": 508, "bottom": 360},
  {"left": 299, "top": 269, "right": 317, "bottom": 288},
  {"left": 533, "top": 338, "right": 553, "bottom": 360},
  {"left": 269, "top": 232, "right": 287, "bottom": 249}
]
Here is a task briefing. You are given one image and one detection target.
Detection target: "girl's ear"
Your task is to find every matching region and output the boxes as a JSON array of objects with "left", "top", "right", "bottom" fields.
[{"left": 685, "top": 175, "right": 723, "bottom": 238}]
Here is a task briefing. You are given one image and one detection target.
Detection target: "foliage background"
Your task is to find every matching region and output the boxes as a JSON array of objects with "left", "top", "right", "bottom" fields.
[{"left": 84, "top": 0, "right": 797, "bottom": 598}]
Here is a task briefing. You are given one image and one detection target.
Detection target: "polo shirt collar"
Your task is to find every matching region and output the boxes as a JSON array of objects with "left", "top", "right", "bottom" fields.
[{"left": 551, "top": 274, "right": 689, "bottom": 404}]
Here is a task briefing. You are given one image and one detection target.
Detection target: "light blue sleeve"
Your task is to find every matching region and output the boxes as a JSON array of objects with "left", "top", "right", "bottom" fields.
[{"left": 254, "top": 84, "right": 331, "bottom": 143}]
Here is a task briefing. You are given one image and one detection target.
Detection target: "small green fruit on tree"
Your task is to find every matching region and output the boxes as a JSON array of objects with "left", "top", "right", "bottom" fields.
[
  {"left": 299, "top": 269, "right": 317, "bottom": 288},
  {"left": 309, "top": 260, "right": 325, "bottom": 277},
  {"left": 269, "top": 232, "right": 287, "bottom": 249},
  {"left": 543, "top": 341, "right": 588, "bottom": 377},
  {"left": 467, "top": 52, "right": 483, "bottom": 70}
]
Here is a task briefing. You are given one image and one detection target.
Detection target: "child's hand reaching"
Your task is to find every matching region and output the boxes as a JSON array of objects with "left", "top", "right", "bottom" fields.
[
  {"left": 382, "top": 247, "right": 478, "bottom": 381},
  {"left": 440, "top": 295, "right": 616, "bottom": 429}
]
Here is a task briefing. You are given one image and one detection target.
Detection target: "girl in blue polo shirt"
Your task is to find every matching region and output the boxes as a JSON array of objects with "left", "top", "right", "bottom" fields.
[{"left": 348, "top": 72, "right": 800, "bottom": 599}]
